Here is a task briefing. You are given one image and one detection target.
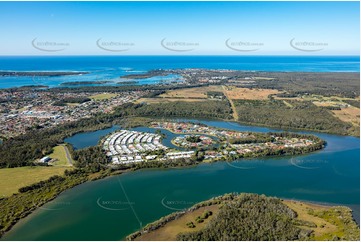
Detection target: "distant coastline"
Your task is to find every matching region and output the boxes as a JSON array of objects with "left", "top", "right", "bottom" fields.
[
  {"left": 60, "top": 81, "right": 111, "bottom": 86},
  {"left": 0, "top": 71, "right": 89, "bottom": 77}
]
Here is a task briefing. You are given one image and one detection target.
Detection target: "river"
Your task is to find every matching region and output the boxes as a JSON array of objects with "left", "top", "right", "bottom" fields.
[{"left": 3, "top": 120, "right": 359, "bottom": 240}]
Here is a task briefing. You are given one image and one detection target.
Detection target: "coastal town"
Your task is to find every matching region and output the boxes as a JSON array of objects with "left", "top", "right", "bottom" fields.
[
  {"left": 0, "top": 89, "right": 147, "bottom": 138},
  {"left": 103, "top": 121, "right": 322, "bottom": 165}
]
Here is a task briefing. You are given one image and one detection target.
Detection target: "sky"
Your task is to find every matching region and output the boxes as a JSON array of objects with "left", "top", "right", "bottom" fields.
[{"left": 0, "top": 1, "right": 359, "bottom": 55}]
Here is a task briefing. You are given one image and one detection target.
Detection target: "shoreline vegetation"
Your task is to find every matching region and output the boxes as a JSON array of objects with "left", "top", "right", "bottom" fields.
[
  {"left": 126, "top": 193, "right": 360, "bottom": 241},
  {"left": 0, "top": 68, "right": 359, "bottom": 239},
  {"left": 0, "top": 118, "right": 327, "bottom": 238},
  {"left": 60, "top": 81, "right": 112, "bottom": 86},
  {"left": 0, "top": 71, "right": 89, "bottom": 77},
  {"left": 120, "top": 69, "right": 169, "bottom": 79}
]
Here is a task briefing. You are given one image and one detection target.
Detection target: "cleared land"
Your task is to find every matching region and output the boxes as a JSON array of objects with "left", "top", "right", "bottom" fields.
[
  {"left": 283, "top": 200, "right": 359, "bottom": 240},
  {"left": 89, "top": 93, "right": 117, "bottom": 100},
  {"left": 222, "top": 85, "right": 238, "bottom": 119},
  {"left": 159, "top": 86, "right": 224, "bottom": 99},
  {"left": 66, "top": 103, "right": 79, "bottom": 106},
  {"left": 0, "top": 166, "right": 69, "bottom": 197},
  {"left": 223, "top": 86, "right": 281, "bottom": 100},
  {"left": 134, "top": 85, "right": 358, "bottom": 136},
  {"left": 136, "top": 205, "right": 219, "bottom": 241},
  {"left": 311, "top": 100, "right": 360, "bottom": 128},
  {"left": 332, "top": 106, "right": 360, "bottom": 127},
  {"left": 136, "top": 98, "right": 207, "bottom": 104},
  {"left": 275, "top": 94, "right": 360, "bottom": 129},
  {"left": 48, "top": 145, "right": 73, "bottom": 166}
]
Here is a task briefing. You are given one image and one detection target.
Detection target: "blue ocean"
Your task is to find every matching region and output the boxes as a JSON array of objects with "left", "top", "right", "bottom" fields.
[{"left": 0, "top": 55, "right": 359, "bottom": 89}]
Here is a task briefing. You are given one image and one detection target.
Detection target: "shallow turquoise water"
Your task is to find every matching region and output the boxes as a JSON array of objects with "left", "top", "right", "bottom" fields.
[{"left": 0, "top": 56, "right": 359, "bottom": 89}]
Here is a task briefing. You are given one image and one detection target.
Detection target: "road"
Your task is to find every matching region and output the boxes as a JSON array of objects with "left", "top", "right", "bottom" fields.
[
  {"left": 222, "top": 85, "right": 239, "bottom": 120},
  {"left": 61, "top": 144, "right": 73, "bottom": 166}
]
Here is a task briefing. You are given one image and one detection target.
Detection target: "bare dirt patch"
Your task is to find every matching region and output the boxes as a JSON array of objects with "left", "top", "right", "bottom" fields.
[
  {"left": 159, "top": 86, "right": 224, "bottom": 99},
  {"left": 224, "top": 86, "right": 280, "bottom": 100},
  {"left": 332, "top": 106, "right": 360, "bottom": 127}
]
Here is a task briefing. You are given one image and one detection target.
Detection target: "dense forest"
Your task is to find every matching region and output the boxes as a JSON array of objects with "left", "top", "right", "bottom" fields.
[
  {"left": 177, "top": 193, "right": 310, "bottom": 241},
  {"left": 129, "top": 100, "right": 233, "bottom": 120},
  {"left": 233, "top": 99, "right": 355, "bottom": 135},
  {"left": 129, "top": 192, "right": 359, "bottom": 241},
  {"left": 248, "top": 72, "right": 360, "bottom": 98}
]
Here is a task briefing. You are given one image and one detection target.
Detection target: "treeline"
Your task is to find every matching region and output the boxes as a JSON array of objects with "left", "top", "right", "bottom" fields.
[
  {"left": 324, "top": 106, "right": 342, "bottom": 110},
  {"left": 0, "top": 71, "right": 88, "bottom": 77},
  {"left": 229, "top": 133, "right": 274, "bottom": 144},
  {"left": 233, "top": 99, "right": 354, "bottom": 136},
  {"left": 0, "top": 108, "right": 126, "bottom": 168},
  {"left": 53, "top": 97, "right": 91, "bottom": 106},
  {"left": 47, "top": 83, "right": 208, "bottom": 94},
  {"left": 120, "top": 69, "right": 169, "bottom": 79},
  {"left": 228, "top": 132, "right": 323, "bottom": 145},
  {"left": 60, "top": 81, "right": 110, "bottom": 86},
  {"left": 249, "top": 72, "right": 360, "bottom": 98},
  {"left": 127, "top": 100, "right": 233, "bottom": 120},
  {"left": 0, "top": 170, "right": 89, "bottom": 238},
  {"left": 343, "top": 99, "right": 360, "bottom": 108},
  {"left": 275, "top": 93, "right": 299, "bottom": 98},
  {"left": 71, "top": 146, "right": 108, "bottom": 173},
  {"left": 18, "top": 175, "right": 65, "bottom": 193},
  {"left": 177, "top": 193, "right": 311, "bottom": 241},
  {"left": 206, "top": 91, "right": 226, "bottom": 99},
  {"left": 141, "top": 90, "right": 166, "bottom": 98}
]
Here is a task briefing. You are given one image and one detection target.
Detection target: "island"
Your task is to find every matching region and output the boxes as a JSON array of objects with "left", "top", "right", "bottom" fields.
[
  {"left": 127, "top": 193, "right": 360, "bottom": 241},
  {"left": 0, "top": 71, "right": 89, "bottom": 77},
  {"left": 60, "top": 81, "right": 112, "bottom": 86}
]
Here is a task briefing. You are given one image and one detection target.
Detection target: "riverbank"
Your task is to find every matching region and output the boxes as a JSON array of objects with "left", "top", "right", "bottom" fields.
[
  {"left": 1, "top": 119, "right": 359, "bottom": 240},
  {"left": 127, "top": 193, "right": 360, "bottom": 241}
]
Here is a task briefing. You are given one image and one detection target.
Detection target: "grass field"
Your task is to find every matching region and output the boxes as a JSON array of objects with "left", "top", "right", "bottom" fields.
[
  {"left": 89, "top": 93, "right": 117, "bottom": 100},
  {"left": 66, "top": 102, "right": 79, "bottom": 106},
  {"left": 283, "top": 200, "right": 359, "bottom": 240},
  {"left": 312, "top": 101, "right": 360, "bottom": 128},
  {"left": 332, "top": 106, "right": 360, "bottom": 127},
  {"left": 223, "top": 86, "right": 280, "bottom": 100},
  {"left": 159, "top": 86, "right": 224, "bottom": 99},
  {"left": 0, "top": 166, "right": 69, "bottom": 197},
  {"left": 48, "top": 145, "right": 73, "bottom": 166},
  {"left": 135, "top": 205, "right": 219, "bottom": 241}
]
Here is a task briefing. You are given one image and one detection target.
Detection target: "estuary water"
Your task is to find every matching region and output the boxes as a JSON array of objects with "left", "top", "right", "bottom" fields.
[
  {"left": 3, "top": 120, "right": 360, "bottom": 241},
  {"left": 0, "top": 55, "right": 359, "bottom": 89}
]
